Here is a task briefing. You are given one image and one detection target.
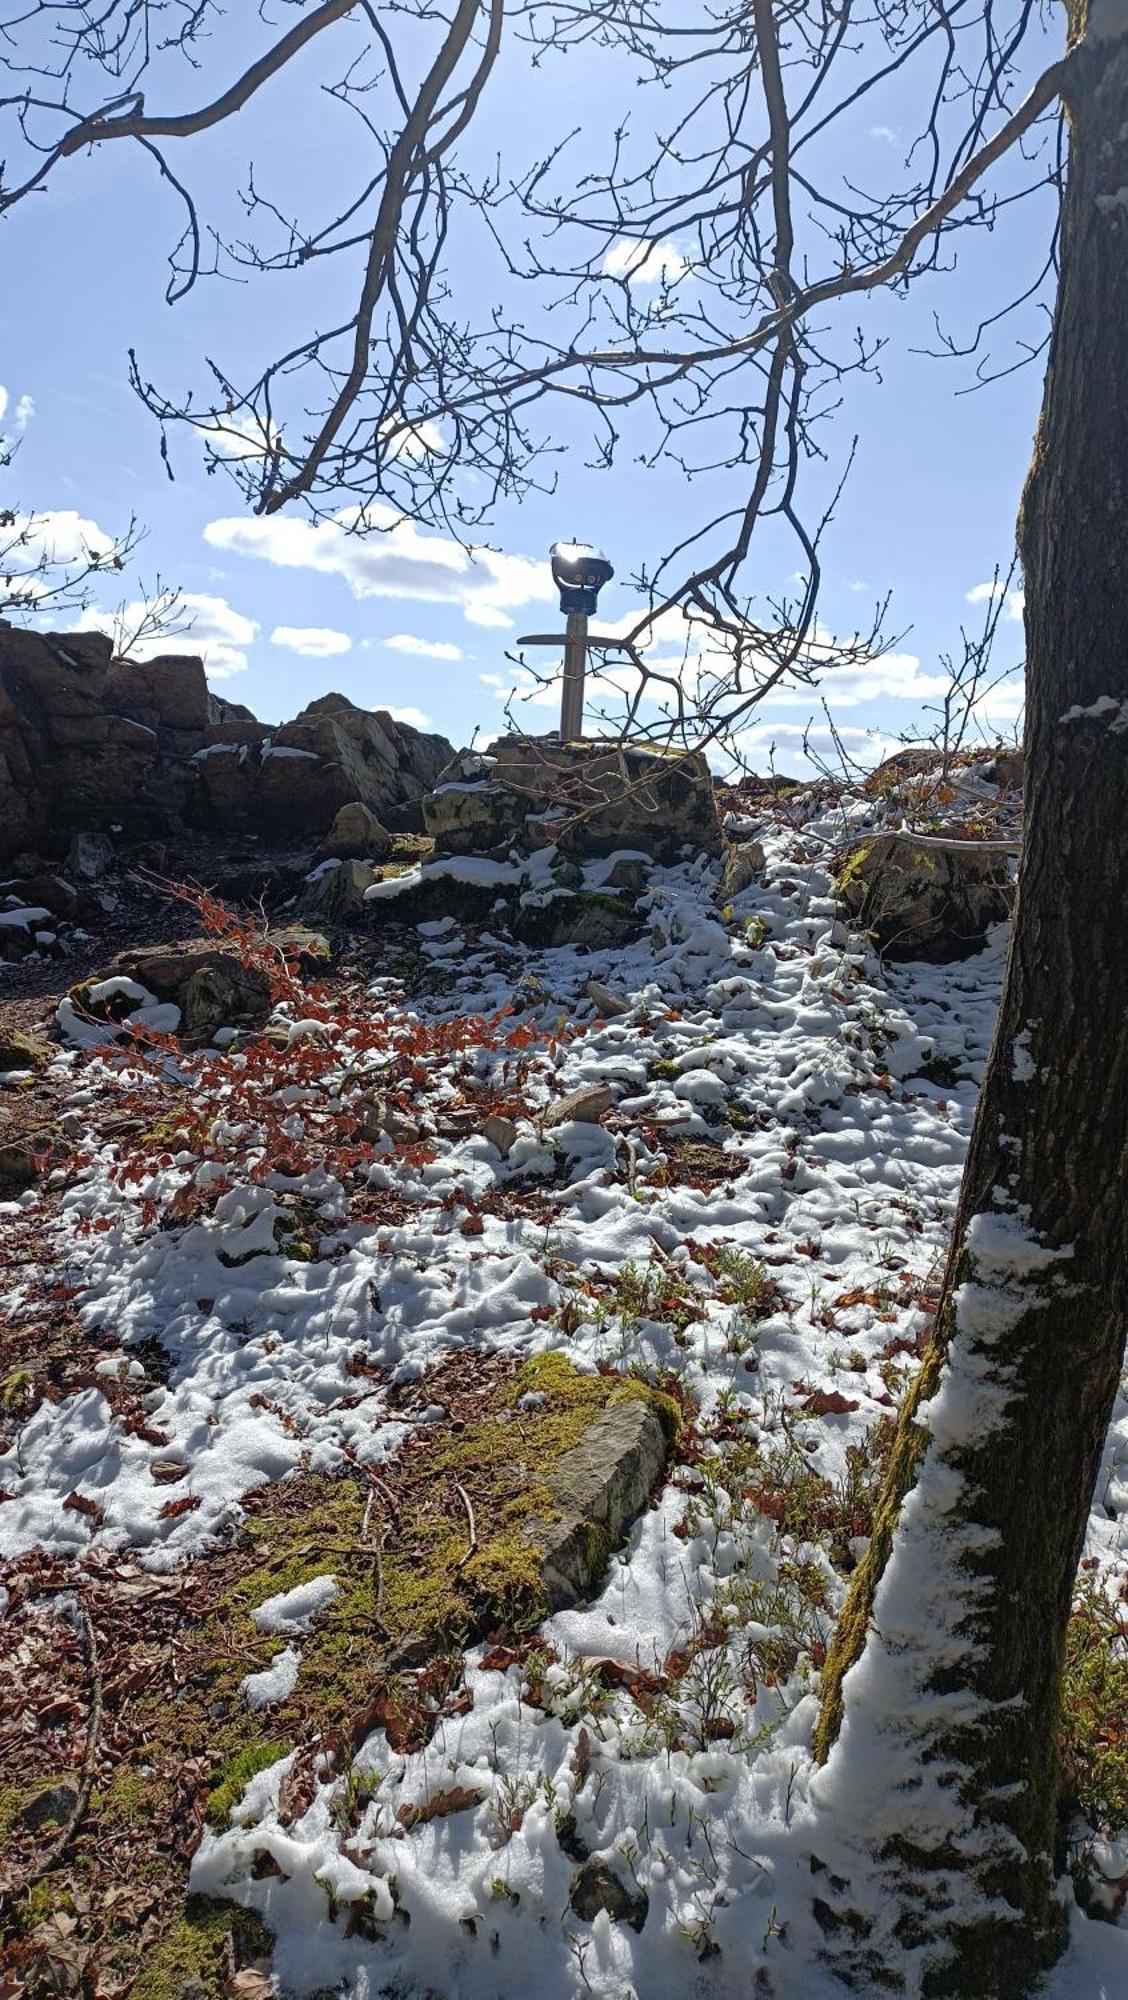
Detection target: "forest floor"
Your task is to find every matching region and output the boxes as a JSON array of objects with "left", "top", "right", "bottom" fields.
[{"left": 1, "top": 780, "right": 1127, "bottom": 2000}]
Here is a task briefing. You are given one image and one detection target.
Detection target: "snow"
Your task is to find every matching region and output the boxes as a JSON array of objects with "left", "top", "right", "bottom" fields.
[
  {"left": 1060, "top": 694, "right": 1128, "bottom": 731},
  {"left": 2, "top": 780, "right": 1125, "bottom": 1996},
  {"left": 252, "top": 1576, "right": 338, "bottom": 1633},
  {"left": 242, "top": 1645, "right": 302, "bottom": 1708}
]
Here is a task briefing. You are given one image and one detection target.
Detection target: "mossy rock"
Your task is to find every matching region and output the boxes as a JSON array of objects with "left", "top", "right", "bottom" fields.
[
  {"left": 0, "top": 1356, "right": 676, "bottom": 1995},
  {"left": 834, "top": 834, "right": 1013, "bottom": 961},
  {"left": 0, "top": 1026, "right": 50, "bottom": 1071}
]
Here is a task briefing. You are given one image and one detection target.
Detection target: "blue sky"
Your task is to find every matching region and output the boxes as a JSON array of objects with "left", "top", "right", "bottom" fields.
[{"left": 0, "top": 3, "right": 1058, "bottom": 769}]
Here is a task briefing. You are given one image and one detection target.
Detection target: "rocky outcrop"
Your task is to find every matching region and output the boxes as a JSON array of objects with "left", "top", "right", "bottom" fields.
[
  {"left": 425, "top": 735, "right": 722, "bottom": 863},
  {"left": 0, "top": 624, "right": 454, "bottom": 863},
  {"left": 191, "top": 694, "right": 451, "bottom": 838},
  {"left": 835, "top": 832, "right": 1014, "bottom": 960}
]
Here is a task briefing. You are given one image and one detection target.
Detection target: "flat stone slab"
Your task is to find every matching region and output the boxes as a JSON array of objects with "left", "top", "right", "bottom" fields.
[{"left": 531, "top": 1396, "right": 671, "bottom": 1608}]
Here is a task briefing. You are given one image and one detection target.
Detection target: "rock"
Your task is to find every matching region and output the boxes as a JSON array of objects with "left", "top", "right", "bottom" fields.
[
  {"left": 103, "top": 653, "right": 210, "bottom": 738},
  {"left": 297, "top": 859, "right": 380, "bottom": 924},
  {"left": 67, "top": 831, "right": 114, "bottom": 881},
  {"left": 836, "top": 834, "right": 1014, "bottom": 961},
  {"left": 21, "top": 1782, "right": 79, "bottom": 1832},
  {"left": 423, "top": 777, "right": 524, "bottom": 856},
  {"left": 109, "top": 941, "right": 273, "bottom": 1036},
  {"left": 351, "top": 1096, "right": 388, "bottom": 1143},
  {"left": 493, "top": 736, "right": 721, "bottom": 860},
  {"left": 989, "top": 747, "right": 1024, "bottom": 791},
  {"left": 569, "top": 1858, "right": 649, "bottom": 1932},
  {"left": 720, "top": 839, "right": 766, "bottom": 900},
  {"left": 425, "top": 736, "right": 721, "bottom": 864},
  {"left": 315, "top": 800, "right": 393, "bottom": 862},
  {"left": 0, "top": 1026, "right": 50, "bottom": 1072},
  {"left": 0, "top": 624, "right": 454, "bottom": 861},
  {"left": 513, "top": 891, "right": 642, "bottom": 951},
  {"left": 0, "top": 1127, "right": 61, "bottom": 1183},
  {"left": 3, "top": 872, "right": 78, "bottom": 919},
  {"left": 149, "top": 1457, "right": 188, "bottom": 1484},
  {"left": 267, "top": 926, "right": 332, "bottom": 974},
  {"left": 544, "top": 1083, "right": 615, "bottom": 1128},
  {"left": 0, "top": 908, "right": 55, "bottom": 962},
  {"left": 603, "top": 855, "right": 649, "bottom": 893},
  {"left": 481, "top": 1112, "right": 519, "bottom": 1156},
  {"left": 532, "top": 1396, "right": 671, "bottom": 1608},
  {"left": 585, "top": 979, "right": 630, "bottom": 1017}
]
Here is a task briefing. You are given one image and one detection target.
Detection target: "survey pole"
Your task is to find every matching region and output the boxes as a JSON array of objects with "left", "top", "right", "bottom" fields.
[{"left": 561, "top": 610, "right": 588, "bottom": 743}]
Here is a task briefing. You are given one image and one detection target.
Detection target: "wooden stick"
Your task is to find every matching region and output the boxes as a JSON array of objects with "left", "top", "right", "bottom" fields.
[{"left": 454, "top": 1482, "right": 478, "bottom": 1570}]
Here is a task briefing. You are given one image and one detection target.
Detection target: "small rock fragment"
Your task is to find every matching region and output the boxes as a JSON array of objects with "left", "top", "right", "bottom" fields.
[
  {"left": 544, "top": 1083, "right": 614, "bottom": 1128},
  {"left": 569, "top": 1858, "right": 649, "bottom": 1932},
  {"left": 585, "top": 979, "right": 630, "bottom": 1018},
  {"left": 315, "top": 799, "right": 393, "bottom": 862},
  {"left": 150, "top": 1458, "right": 189, "bottom": 1485},
  {"left": 720, "top": 839, "right": 766, "bottom": 901},
  {"left": 67, "top": 831, "right": 114, "bottom": 881},
  {"left": 481, "top": 1112, "right": 519, "bottom": 1156}
]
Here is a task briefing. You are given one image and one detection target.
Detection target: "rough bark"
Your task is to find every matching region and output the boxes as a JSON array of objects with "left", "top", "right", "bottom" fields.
[{"left": 810, "top": 8, "right": 1128, "bottom": 1994}]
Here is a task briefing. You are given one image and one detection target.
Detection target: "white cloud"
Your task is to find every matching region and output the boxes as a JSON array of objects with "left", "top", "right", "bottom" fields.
[
  {"left": 967, "top": 579, "right": 1024, "bottom": 622},
  {"left": 270, "top": 624, "right": 352, "bottom": 658},
  {"left": 71, "top": 590, "right": 257, "bottom": 679},
  {"left": 603, "top": 238, "right": 689, "bottom": 287},
  {"left": 972, "top": 674, "right": 1025, "bottom": 731},
  {"left": 205, "top": 507, "right": 555, "bottom": 628},
  {"left": 385, "top": 633, "right": 462, "bottom": 661},
  {"left": 869, "top": 125, "right": 900, "bottom": 144},
  {"left": 464, "top": 603, "right": 515, "bottom": 630},
  {"left": 387, "top": 705, "right": 431, "bottom": 729},
  {"left": 14, "top": 395, "right": 34, "bottom": 433},
  {"left": 759, "top": 648, "right": 951, "bottom": 710},
  {"left": 8, "top": 510, "right": 124, "bottom": 602},
  {"left": 379, "top": 415, "right": 446, "bottom": 464},
  {"left": 200, "top": 411, "right": 282, "bottom": 464},
  {"left": 731, "top": 719, "right": 902, "bottom": 775},
  {"left": 0, "top": 386, "right": 7, "bottom": 422}
]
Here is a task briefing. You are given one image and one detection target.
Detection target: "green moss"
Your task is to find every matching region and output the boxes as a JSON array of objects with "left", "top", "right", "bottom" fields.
[
  {"left": 1, "top": 1355, "right": 674, "bottom": 1994},
  {"left": 207, "top": 1741, "right": 290, "bottom": 1829},
  {"left": 0, "top": 1366, "right": 36, "bottom": 1412},
  {"left": 1061, "top": 1571, "right": 1128, "bottom": 1834},
  {"left": 834, "top": 839, "right": 875, "bottom": 898},
  {"left": 129, "top": 1897, "right": 274, "bottom": 2000}
]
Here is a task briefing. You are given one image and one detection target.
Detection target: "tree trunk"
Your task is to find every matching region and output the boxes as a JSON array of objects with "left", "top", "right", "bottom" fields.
[{"left": 809, "top": 8, "right": 1128, "bottom": 1994}]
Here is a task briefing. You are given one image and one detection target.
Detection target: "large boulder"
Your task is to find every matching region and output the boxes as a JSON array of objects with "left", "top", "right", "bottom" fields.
[
  {"left": 835, "top": 833, "right": 1014, "bottom": 960},
  {"left": 425, "top": 736, "right": 721, "bottom": 863},
  {"left": 0, "top": 624, "right": 455, "bottom": 861}
]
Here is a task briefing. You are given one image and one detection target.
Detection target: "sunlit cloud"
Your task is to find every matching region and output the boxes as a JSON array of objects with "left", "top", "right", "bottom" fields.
[
  {"left": 602, "top": 237, "right": 689, "bottom": 287},
  {"left": 205, "top": 507, "right": 555, "bottom": 628},
  {"left": 270, "top": 625, "right": 352, "bottom": 659},
  {"left": 385, "top": 633, "right": 462, "bottom": 661}
]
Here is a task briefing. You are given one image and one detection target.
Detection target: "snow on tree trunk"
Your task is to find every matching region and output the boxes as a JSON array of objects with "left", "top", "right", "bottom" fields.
[{"left": 809, "top": 8, "right": 1128, "bottom": 1994}]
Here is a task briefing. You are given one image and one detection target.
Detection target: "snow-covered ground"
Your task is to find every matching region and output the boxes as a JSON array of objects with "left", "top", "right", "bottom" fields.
[{"left": 3, "top": 786, "right": 1126, "bottom": 1998}]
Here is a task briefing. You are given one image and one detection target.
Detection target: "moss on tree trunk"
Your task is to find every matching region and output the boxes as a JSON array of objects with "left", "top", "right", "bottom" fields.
[{"left": 812, "top": 10, "right": 1128, "bottom": 1993}]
